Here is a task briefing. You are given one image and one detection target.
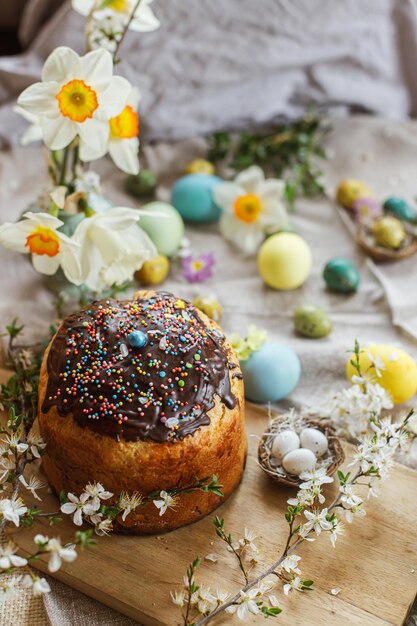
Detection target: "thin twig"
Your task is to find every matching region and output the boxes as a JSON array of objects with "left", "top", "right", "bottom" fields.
[{"left": 112, "top": 0, "right": 142, "bottom": 62}]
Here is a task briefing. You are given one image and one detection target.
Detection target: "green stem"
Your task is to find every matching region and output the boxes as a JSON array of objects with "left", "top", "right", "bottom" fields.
[
  {"left": 112, "top": 0, "right": 142, "bottom": 62},
  {"left": 59, "top": 146, "right": 70, "bottom": 186},
  {"left": 71, "top": 143, "right": 80, "bottom": 182}
]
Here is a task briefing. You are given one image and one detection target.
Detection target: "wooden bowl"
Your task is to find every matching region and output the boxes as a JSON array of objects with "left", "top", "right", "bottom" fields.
[
  {"left": 356, "top": 223, "right": 417, "bottom": 262},
  {"left": 258, "top": 411, "right": 345, "bottom": 488}
]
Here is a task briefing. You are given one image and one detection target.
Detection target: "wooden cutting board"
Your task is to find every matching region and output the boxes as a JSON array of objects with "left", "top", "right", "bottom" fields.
[{"left": 13, "top": 403, "right": 417, "bottom": 626}]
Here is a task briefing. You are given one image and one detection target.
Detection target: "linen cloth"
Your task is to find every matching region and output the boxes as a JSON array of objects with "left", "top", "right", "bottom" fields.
[{"left": 0, "top": 116, "right": 417, "bottom": 624}]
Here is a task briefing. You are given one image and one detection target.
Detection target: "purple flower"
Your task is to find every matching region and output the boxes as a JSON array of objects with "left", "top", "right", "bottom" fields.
[
  {"left": 351, "top": 197, "right": 382, "bottom": 222},
  {"left": 182, "top": 253, "right": 215, "bottom": 283}
]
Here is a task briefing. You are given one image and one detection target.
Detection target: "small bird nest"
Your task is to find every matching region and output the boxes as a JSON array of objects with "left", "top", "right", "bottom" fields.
[
  {"left": 258, "top": 410, "right": 345, "bottom": 488},
  {"left": 356, "top": 223, "right": 417, "bottom": 262}
]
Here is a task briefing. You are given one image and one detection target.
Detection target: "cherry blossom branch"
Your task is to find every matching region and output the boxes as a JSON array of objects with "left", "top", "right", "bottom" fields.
[{"left": 112, "top": 0, "right": 142, "bottom": 63}]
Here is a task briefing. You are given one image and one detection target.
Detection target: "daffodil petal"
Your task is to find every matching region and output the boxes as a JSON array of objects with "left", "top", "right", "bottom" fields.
[
  {"left": 22, "top": 212, "right": 64, "bottom": 229},
  {"left": 257, "top": 178, "right": 285, "bottom": 200},
  {"left": 78, "top": 137, "right": 107, "bottom": 162},
  {"left": 212, "top": 183, "right": 242, "bottom": 213},
  {"left": 31, "top": 253, "right": 60, "bottom": 276},
  {"left": 17, "top": 82, "right": 59, "bottom": 117},
  {"left": 219, "top": 214, "right": 264, "bottom": 255},
  {"left": 71, "top": 0, "right": 94, "bottom": 17},
  {"left": 40, "top": 115, "right": 78, "bottom": 150},
  {"left": 42, "top": 46, "right": 81, "bottom": 83},
  {"left": 130, "top": 3, "right": 161, "bottom": 31},
  {"left": 0, "top": 222, "right": 33, "bottom": 253},
  {"left": 60, "top": 244, "right": 82, "bottom": 285},
  {"left": 99, "top": 76, "right": 131, "bottom": 117},
  {"left": 20, "top": 123, "right": 43, "bottom": 146},
  {"left": 80, "top": 48, "right": 113, "bottom": 90},
  {"left": 108, "top": 137, "right": 139, "bottom": 175},
  {"left": 235, "top": 165, "right": 264, "bottom": 193},
  {"left": 77, "top": 111, "right": 109, "bottom": 157}
]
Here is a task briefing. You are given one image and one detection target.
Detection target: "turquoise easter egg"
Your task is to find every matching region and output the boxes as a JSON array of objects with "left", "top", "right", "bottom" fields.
[
  {"left": 383, "top": 197, "right": 417, "bottom": 223},
  {"left": 240, "top": 342, "right": 301, "bottom": 403},
  {"left": 138, "top": 201, "right": 184, "bottom": 257},
  {"left": 171, "top": 174, "right": 222, "bottom": 223},
  {"left": 323, "top": 258, "right": 360, "bottom": 294}
]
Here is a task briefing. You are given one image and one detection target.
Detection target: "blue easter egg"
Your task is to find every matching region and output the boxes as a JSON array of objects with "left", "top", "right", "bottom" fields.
[
  {"left": 241, "top": 342, "right": 301, "bottom": 403},
  {"left": 383, "top": 197, "right": 417, "bottom": 223},
  {"left": 128, "top": 330, "right": 148, "bottom": 348},
  {"left": 171, "top": 174, "right": 222, "bottom": 223}
]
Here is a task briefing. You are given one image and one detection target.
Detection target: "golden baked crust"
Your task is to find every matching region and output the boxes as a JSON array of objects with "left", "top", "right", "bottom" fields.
[{"left": 38, "top": 290, "right": 246, "bottom": 534}]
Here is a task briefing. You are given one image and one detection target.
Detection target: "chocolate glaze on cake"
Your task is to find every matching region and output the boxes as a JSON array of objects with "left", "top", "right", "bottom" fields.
[{"left": 42, "top": 292, "right": 237, "bottom": 443}]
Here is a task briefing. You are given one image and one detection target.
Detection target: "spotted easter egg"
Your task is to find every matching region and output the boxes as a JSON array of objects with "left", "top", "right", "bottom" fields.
[
  {"left": 293, "top": 305, "right": 332, "bottom": 338},
  {"left": 138, "top": 202, "right": 184, "bottom": 257},
  {"left": 323, "top": 258, "right": 360, "bottom": 294},
  {"left": 171, "top": 174, "right": 222, "bottom": 223},
  {"left": 346, "top": 344, "right": 417, "bottom": 405},
  {"left": 240, "top": 342, "right": 301, "bottom": 403},
  {"left": 372, "top": 216, "right": 406, "bottom": 250},
  {"left": 258, "top": 233, "right": 312, "bottom": 290},
  {"left": 336, "top": 179, "right": 374, "bottom": 209},
  {"left": 282, "top": 448, "right": 317, "bottom": 475},
  {"left": 185, "top": 159, "right": 215, "bottom": 176},
  {"left": 271, "top": 430, "right": 300, "bottom": 462},
  {"left": 135, "top": 255, "right": 170, "bottom": 286},
  {"left": 299, "top": 428, "right": 328, "bottom": 458},
  {"left": 383, "top": 197, "right": 417, "bottom": 223}
]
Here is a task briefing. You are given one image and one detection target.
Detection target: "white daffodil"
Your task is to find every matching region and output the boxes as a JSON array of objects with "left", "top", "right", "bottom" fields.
[
  {"left": 0, "top": 496, "right": 27, "bottom": 527},
  {"left": 22, "top": 574, "right": 51, "bottom": 596},
  {"left": 153, "top": 490, "right": 177, "bottom": 516},
  {"left": 17, "top": 46, "right": 131, "bottom": 159},
  {"left": 213, "top": 165, "right": 288, "bottom": 255},
  {"left": 72, "top": 207, "right": 156, "bottom": 292},
  {"left": 14, "top": 105, "right": 43, "bottom": 145},
  {"left": 61, "top": 492, "right": 98, "bottom": 526},
  {"left": 34, "top": 536, "right": 77, "bottom": 573},
  {"left": 0, "top": 542, "right": 28, "bottom": 569},
  {"left": 72, "top": 0, "right": 160, "bottom": 33},
  {"left": 0, "top": 212, "right": 81, "bottom": 283},
  {"left": 82, "top": 88, "right": 140, "bottom": 174}
]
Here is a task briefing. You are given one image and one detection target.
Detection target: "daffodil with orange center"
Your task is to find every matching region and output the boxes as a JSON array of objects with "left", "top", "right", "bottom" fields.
[
  {"left": 72, "top": 0, "right": 160, "bottom": 32},
  {"left": 213, "top": 165, "right": 289, "bottom": 255},
  {"left": 0, "top": 212, "right": 81, "bottom": 282},
  {"left": 17, "top": 46, "right": 132, "bottom": 160}
]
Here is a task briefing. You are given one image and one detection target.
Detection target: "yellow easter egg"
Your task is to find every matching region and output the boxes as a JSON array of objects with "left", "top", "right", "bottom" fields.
[
  {"left": 346, "top": 344, "right": 417, "bottom": 404},
  {"left": 258, "top": 232, "right": 312, "bottom": 290},
  {"left": 135, "top": 255, "right": 170, "bottom": 286},
  {"left": 184, "top": 159, "right": 215, "bottom": 175},
  {"left": 336, "top": 179, "right": 374, "bottom": 209}
]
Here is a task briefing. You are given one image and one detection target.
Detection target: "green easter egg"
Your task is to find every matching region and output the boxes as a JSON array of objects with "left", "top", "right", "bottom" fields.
[
  {"left": 323, "top": 258, "right": 360, "bottom": 293},
  {"left": 139, "top": 201, "right": 185, "bottom": 257},
  {"left": 126, "top": 169, "right": 158, "bottom": 198},
  {"left": 293, "top": 305, "right": 332, "bottom": 338},
  {"left": 383, "top": 197, "right": 417, "bottom": 223}
]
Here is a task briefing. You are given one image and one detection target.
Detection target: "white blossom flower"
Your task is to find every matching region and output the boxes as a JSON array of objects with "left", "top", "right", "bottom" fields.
[
  {"left": 90, "top": 515, "right": 113, "bottom": 536},
  {"left": 213, "top": 165, "right": 289, "bottom": 254},
  {"left": 303, "top": 508, "right": 333, "bottom": 535},
  {"left": 84, "top": 482, "right": 113, "bottom": 509},
  {"left": 280, "top": 554, "right": 302, "bottom": 575},
  {"left": 283, "top": 575, "right": 303, "bottom": 595},
  {"left": 196, "top": 586, "right": 216, "bottom": 614},
  {"left": 366, "top": 352, "right": 386, "bottom": 377},
  {"left": 82, "top": 88, "right": 140, "bottom": 174},
  {"left": 118, "top": 491, "right": 143, "bottom": 522},
  {"left": 0, "top": 212, "right": 81, "bottom": 283},
  {"left": 0, "top": 576, "right": 19, "bottom": 603},
  {"left": 341, "top": 505, "right": 366, "bottom": 524},
  {"left": 3, "top": 432, "right": 28, "bottom": 455},
  {"left": 0, "top": 456, "right": 16, "bottom": 482},
  {"left": 71, "top": 207, "right": 156, "bottom": 292},
  {"left": 170, "top": 589, "right": 185, "bottom": 607},
  {"left": 0, "top": 496, "right": 27, "bottom": 527},
  {"left": 22, "top": 574, "right": 51, "bottom": 596},
  {"left": 74, "top": 170, "right": 102, "bottom": 194},
  {"left": 153, "top": 491, "right": 177, "bottom": 516},
  {"left": 0, "top": 542, "right": 27, "bottom": 569},
  {"left": 26, "top": 431, "right": 47, "bottom": 459},
  {"left": 17, "top": 349, "right": 34, "bottom": 370},
  {"left": 86, "top": 11, "right": 125, "bottom": 54},
  {"left": 407, "top": 413, "right": 417, "bottom": 435},
  {"left": 17, "top": 47, "right": 131, "bottom": 158},
  {"left": 288, "top": 489, "right": 316, "bottom": 508},
  {"left": 19, "top": 475, "right": 46, "bottom": 501},
  {"left": 35, "top": 536, "right": 77, "bottom": 573},
  {"left": 329, "top": 519, "right": 344, "bottom": 547},
  {"left": 227, "top": 588, "right": 261, "bottom": 619},
  {"left": 61, "top": 492, "right": 98, "bottom": 526},
  {"left": 268, "top": 594, "right": 281, "bottom": 608},
  {"left": 213, "top": 588, "right": 229, "bottom": 604},
  {"left": 72, "top": 0, "right": 160, "bottom": 33},
  {"left": 299, "top": 467, "right": 334, "bottom": 490},
  {"left": 339, "top": 484, "right": 363, "bottom": 510}
]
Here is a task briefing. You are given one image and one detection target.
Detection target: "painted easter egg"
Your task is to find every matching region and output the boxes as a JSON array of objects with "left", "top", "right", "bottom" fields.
[
  {"left": 258, "top": 233, "right": 312, "bottom": 290},
  {"left": 192, "top": 297, "right": 222, "bottom": 323},
  {"left": 383, "top": 197, "right": 417, "bottom": 223},
  {"left": 185, "top": 159, "right": 215, "bottom": 176},
  {"left": 240, "top": 342, "right": 301, "bottom": 403},
  {"left": 323, "top": 258, "right": 360, "bottom": 293},
  {"left": 282, "top": 448, "right": 317, "bottom": 475},
  {"left": 135, "top": 255, "right": 170, "bottom": 286},
  {"left": 299, "top": 428, "right": 328, "bottom": 458},
  {"left": 336, "top": 179, "right": 374, "bottom": 209},
  {"left": 271, "top": 430, "right": 300, "bottom": 462},
  {"left": 171, "top": 174, "right": 222, "bottom": 223},
  {"left": 346, "top": 344, "right": 417, "bottom": 405},
  {"left": 126, "top": 169, "right": 158, "bottom": 198},
  {"left": 138, "top": 202, "right": 184, "bottom": 257},
  {"left": 372, "top": 216, "right": 406, "bottom": 250},
  {"left": 293, "top": 305, "right": 332, "bottom": 338}
]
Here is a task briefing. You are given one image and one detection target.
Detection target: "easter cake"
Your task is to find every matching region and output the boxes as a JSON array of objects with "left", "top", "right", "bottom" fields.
[{"left": 38, "top": 291, "right": 246, "bottom": 534}]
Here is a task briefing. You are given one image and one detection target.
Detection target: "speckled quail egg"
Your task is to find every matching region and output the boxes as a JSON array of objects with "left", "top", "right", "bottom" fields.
[
  {"left": 271, "top": 430, "right": 300, "bottom": 462},
  {"left": 299, "top": 428, "right": 328, "bottom": 458},
  {"left": 282, "top": 448, "right": 317, "bottom": 475}
]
